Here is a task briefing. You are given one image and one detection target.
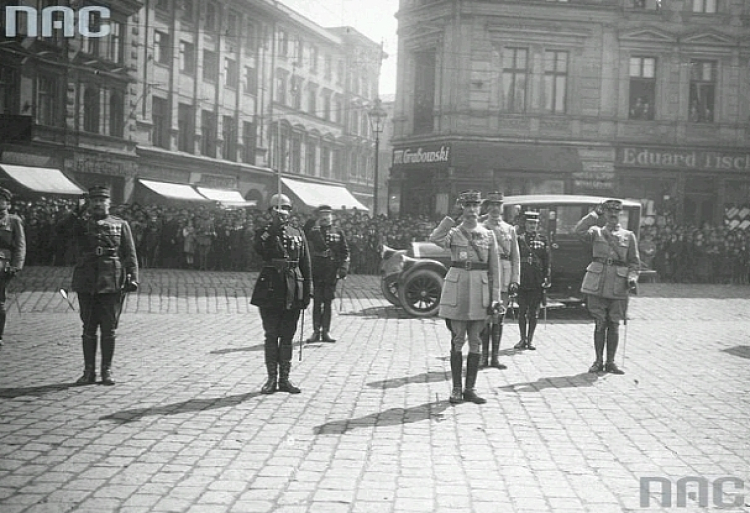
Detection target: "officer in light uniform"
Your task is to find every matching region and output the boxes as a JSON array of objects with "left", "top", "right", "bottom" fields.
[
  {"left": 430, "top": 190, "right": 502, "bottom": 405},
  {"left": 574, "top": 199, "right": 640, "bottom": 374}
]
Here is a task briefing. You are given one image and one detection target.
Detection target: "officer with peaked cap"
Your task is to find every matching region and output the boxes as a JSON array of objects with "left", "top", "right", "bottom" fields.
[
  {"left": 0, "top": 187, "right": 25, "bottom": 348},
  {"left": 514, "top": 210, "right": 550, "bottom": 351},
  {"left": 251, "top": 193, "right": 312, "bottom": 394},
  {"left": 69, "top": 185, "right": 138, "bottom": 385},
  {"left": 304, "top": 204, "right": 349, "bottom": 343},
  {"left": 430, "top": 190, "right": 502, "bottom": 405},
  {"left": 574, "top": 199, "right": 640, "bottom": 374}
]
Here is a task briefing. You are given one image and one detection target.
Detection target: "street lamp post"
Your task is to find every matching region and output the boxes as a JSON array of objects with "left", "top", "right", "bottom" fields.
[{"left": 368, "top": 98, "right": 387, "bottom": 216}]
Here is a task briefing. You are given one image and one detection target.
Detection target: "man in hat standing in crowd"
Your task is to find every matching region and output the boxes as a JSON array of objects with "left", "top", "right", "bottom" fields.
[
  {"left": 251, "top": 193, "right": 312, "bottom": 394},
  {"left": 514, "top": 210, "right": 551, "bottom": 351},
  {"left": 479, "top": 191, "right": 519, "bottom": 369},
  {"left": 430, "top": 191, "right": 502, "bottom": 405},
  {"left": 304, "top": 205, "right": 349, "bottom": 343},
  {"left": 0, "top": 187, "right": 26, "bottom": 348},
  {"left": 69, "top": 185, "right": 138, "bottom": 385},
  {"left": 575, "top": 199, "right": 640, "bottom": 374}
]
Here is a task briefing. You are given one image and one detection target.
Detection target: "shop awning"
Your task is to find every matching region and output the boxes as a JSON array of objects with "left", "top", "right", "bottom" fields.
[
  {"left": 0, "top": 164, "right": 85, "bottom": 195},
  {"left": 451, "top": 144, "right": 582, "bottom": 173},
  {"left": 196, "top": 186, "right": 257, "bottom": 208},
  {"left": 281, "top": 177, "right": 369, "bottom": 211},
  {"left": 139, "top": 179, "right": 208, "bottom": 202}
]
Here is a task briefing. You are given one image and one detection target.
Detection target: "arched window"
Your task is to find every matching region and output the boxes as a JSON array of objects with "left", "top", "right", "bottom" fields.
[{"left": 83, "top": 87, "right": 100, "bottom": 133}]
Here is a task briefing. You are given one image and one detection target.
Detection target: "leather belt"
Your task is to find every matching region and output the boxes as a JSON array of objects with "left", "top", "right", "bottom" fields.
[
  {"left": 451, "top": 261, "right": 488, "bottom": 271},
  {"left": 593, "top": 257, "right": 628, "bottom": 266},
  {"left": 88, "top": 247, "right": 118, "bottom": 257},
  {"left": 265, "top": 258, "right": 298, "bottom": 270},
  {"left": 312, "top": 250, "right": 332, "bottom": 258},
  {"left": 500, "top": 254, "right": 510, "bottom": 260}
]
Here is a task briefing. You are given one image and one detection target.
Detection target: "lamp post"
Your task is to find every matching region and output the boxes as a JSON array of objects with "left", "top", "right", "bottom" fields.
[{"left": 368, "top": 98, "right": 387, "bottom": 216}]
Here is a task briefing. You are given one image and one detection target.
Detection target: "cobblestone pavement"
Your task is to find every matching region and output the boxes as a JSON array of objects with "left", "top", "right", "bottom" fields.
[{"left": 1, "top": 267, "right": 748, "bottom": 513}]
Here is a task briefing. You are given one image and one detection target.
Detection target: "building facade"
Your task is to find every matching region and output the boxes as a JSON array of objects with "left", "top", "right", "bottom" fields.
[{"left": 391, "top": 0, "right": 750, "bottom": 225}]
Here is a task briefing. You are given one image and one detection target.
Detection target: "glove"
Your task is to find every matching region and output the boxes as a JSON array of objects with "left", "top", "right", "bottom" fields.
[
  {"left": 508, "top": 282, "right": 519, "bottom": 296},
  {"left": 628, "top": 279, "right": 638, "bottom": 295},
  {"left": 542, "top": 278, "right": 551, "bottom": 289},
  {"left": 124, "top": 280, "right": 138, "bottom": 293},
  {"left": 487, "top": 301, "right": 503, "bottom": 316},
  {"left": 338, "top": 268, "right": 348, "bottom": 279},
  {"left": 5, "top": 266, "right": 18, "bottom": 277},
  {"left": 302, "top": 293, "right": 312, "bottom": 309}
]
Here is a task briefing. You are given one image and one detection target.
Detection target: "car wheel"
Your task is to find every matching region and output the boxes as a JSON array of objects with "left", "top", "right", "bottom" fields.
[
  {"left": 399, "top": 269, "right": 443, "bottom": 317},
  {"left": 380, "top": 276, "right": 400, "bottom": 306}
]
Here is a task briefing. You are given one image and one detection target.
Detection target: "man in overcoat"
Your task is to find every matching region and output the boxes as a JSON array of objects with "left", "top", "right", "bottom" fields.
[
  {"left": 0, "top": 187, "right": 26, "bottom": 348},
  {"left": 430, "top": 190, "right": 502, "bottom": 405}
]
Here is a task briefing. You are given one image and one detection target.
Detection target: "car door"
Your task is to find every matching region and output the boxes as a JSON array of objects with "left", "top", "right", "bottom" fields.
[{"left": 547, "top": 204, "right": 591, "bottom": 296}]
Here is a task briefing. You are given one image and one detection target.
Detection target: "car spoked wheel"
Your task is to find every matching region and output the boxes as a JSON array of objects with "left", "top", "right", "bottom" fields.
[
  {"left": 380, "top": 276, "right": 400, "bottom": 306},
  {"left": 399, "top": 269, "right": 443, "bottom": 317}
]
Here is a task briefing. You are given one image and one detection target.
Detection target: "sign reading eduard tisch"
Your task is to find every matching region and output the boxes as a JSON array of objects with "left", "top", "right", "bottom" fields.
[
  {"left": 392, "top": 144, "right": 451, "bottom": 168},
  {"left": 618, "top": 147, "right": 750, "bottom": 172}
]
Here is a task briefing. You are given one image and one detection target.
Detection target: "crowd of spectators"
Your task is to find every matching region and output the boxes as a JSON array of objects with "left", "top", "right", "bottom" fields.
[{"left": 11, "top": 196, "right": 750, "bottom": 284}]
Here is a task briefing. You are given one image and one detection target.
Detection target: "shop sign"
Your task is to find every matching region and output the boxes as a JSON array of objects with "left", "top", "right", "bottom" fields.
[
  {"left": 392, "top": 144, "right": 451, "bottom": 168},
  {"left": 618, "top": 147, "right": 750, "bottom": 172}
]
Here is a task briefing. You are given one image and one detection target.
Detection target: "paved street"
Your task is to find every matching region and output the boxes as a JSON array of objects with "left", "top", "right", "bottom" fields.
[{"left": 1, "top": 267, "right": 748, "bottom": 513}]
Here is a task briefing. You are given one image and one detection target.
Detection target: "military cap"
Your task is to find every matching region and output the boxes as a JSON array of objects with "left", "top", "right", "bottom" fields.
[
  {"left": 483, "top": 191, "right": 504, "bottom": 205},
  {"left": 88, "top": 184, "right": 111, "bottom": 198},
  {"left": 457, "top": 190, "right": 482, "bottom": 205},
  {"left": 523, "top": 210, "right": 540, "bottom": 220},
  {"left": 0, "top": 187, "right": 12, "bottom": 201},
  {"left": 316, "top": 204, "right": 333, "bottom": 214},
  {"left": 602, "top": 199, "right": 623, "bottom": 211}
]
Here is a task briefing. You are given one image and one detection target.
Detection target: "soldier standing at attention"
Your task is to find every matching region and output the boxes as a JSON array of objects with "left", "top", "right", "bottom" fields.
[
  {"left": 0, "top": 187, "right": 26, "bottom": 348},
  {"left": 70, "top": 185, "right": 139, "bottom": 385},
  {"left": 514, "top": 211, "right": 551, "bottom": 351},
  {"left": 479, "top": 191, "right": 519, "bottom": 369},
  {"left": 574, "top": 199, "right": 640, "bottom": 375},
  {"left": 304, "top": 205, "right": 350, "bottom": 343},
  {"left": 251, "top": 193, "right": 312, "bottom": 394},
  {"left": 430, "top": 191, "right": 502, "bottom": 405}
]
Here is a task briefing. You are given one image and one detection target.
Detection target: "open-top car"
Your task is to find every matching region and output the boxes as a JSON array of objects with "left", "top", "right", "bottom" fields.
[{"left": 381, "top": 194, "right": 653, "bottom": 317}]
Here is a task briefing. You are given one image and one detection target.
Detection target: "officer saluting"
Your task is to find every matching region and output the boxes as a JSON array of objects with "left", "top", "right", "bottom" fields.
[
  {"left": 251, "top": 193, "right": 312, "bottom": 394},
  {"left": 305, "top": 205, "right": 349, "bottom": 343},
  {"left": 574, "top": 199, "right": 639, "bottom": 374},
  {"left": 70, "top": 185, "right": 138, "bottom": 385},
  {"left": 0, "top": 187, "right": 26, "bottom": 348},
  {"left": 514, "top": 210, "right": 550, "bottom": 351}
]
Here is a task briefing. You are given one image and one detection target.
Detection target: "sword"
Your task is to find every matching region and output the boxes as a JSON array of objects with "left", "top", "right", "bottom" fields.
[
  {"left": 299, "top": 308, "right": 305, "bottom": 361},
  {"left": 59, "top": 288, "right": 77, "bottom": 312},
  {"left": 338, "top": 277, "right": 346, "bottom": 312}
]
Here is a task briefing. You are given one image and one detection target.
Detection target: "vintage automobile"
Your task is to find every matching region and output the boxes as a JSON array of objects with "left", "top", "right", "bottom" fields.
[{"left": 381, "top": 194, "right": 654, "bottom": 317}]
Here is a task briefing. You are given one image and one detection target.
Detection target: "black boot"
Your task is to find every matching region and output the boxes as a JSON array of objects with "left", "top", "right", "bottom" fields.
[
  {"left": 278, "top": 361, "right": 301, "bottom": 394},
  {"left": 605, "top": 322, "right": 624, "bottom": 374},
  {"left": 261, "top": 338, "right": 278, "bottom": 394},
  {"left": 463, "top": 353, "right": 486, "bottom": 404},
  {"left": 101, "top": 367, "right": 115, "bottom": 386},
  {"left": 589, "top": 323, "right": 606, "bottom": 373},
  {"left": 76, "top": 365, "right": 96, "bottom": 385},
  {"left": 100, "top": 336, "right": 115, "bottom": 385},
  {"left": 480, "top": 327, "right": 490, "bottom": 368},
  {"left": 77, "top": 335, "right": 97, "bottom": 384},
  {"left": 306, "top": 330, "right": 321, "bottom": 343},
  {"left": 449, "top": 350, "right": 463, "bottom": 404},
  {"left": 490, "top": 322, "right": 506, "bottom": 369},
  {"left": 321, "top": 331, "right": 336, "bottom": 343}
]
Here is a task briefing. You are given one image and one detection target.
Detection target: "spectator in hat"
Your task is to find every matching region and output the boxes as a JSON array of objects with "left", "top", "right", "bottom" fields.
[{"left": 0, "top": 187, "right": 26, "bottom": 348}]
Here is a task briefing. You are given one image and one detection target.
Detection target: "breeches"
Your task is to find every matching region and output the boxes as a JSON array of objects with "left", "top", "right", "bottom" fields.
[
  {"left": 586, "top": 295, "right": 627, "bottom": 324},
  {"left": 448, "top": 319, "right": 484, "bottom": 353},
  {"left": 260, "top": 308, "right": 301, "bottom": 358},
  {"left": 79, "top": 293, "right": 121, "bottom": 338},
  {"left": 517, "top": 289, "right": 542, "bottom": 318}
]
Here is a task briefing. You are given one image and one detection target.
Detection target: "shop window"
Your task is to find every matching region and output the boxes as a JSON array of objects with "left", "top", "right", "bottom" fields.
[
  {"left": 502, "top": 47, "right": 528, "bottom": 113},
  {"left": 544, "top": 50, "right": 568, "bottom": 114},
  {"left": 692, "top": 0, "right": 717, "bottom": 13},
  {"left": 413, "top": 49, "right": 436, "bottom": 134},
  {"left": 83, "top": 87, "right": 100, "bottom": 133},
  {"left": 152, "top": 97, "right": 170, "bottom": 149},
  {"left": 629, "top": 57, "right": 656, "bottom": 120},
  {"left": 689, "top": 60, "right": 716, "bottom": 123},
  {"left": 201, "top": 110, "right": 217, "bottom": 158},
  {"left": 177, "top": 103, "right": 194, "bottom": 153}
]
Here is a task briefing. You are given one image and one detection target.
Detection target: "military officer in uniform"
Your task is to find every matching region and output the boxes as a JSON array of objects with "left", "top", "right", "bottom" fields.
[
  {"left": 514, "top": 210, "right": 550, "bottom": 351},
  {"left": 479, "top": 191, "right": 519, "bottom": 369},
  {"left": 305, "top": 205, "right": 349, "bottom": 343},
  {"left": 0, "top": 187, "right": 26, "bottom": 348},
  {"left": 70, "top": 185, "right": 138, "bottom": 385},
  {"left": 251, "top": 193, "right": 312, "bottom": 394},
  {"left": 430, "top": 190, "right": 502, "bottom": 405},
  {"left": 574, "top": 199, "right": 640, "bottom": 374}
]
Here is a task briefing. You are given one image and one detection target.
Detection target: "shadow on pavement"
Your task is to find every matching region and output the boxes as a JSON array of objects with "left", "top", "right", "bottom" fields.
[
  {"left": 498, "top": 372, "right": 599, "bottom": 393},
  {"left": 313, "top": 400, "right": 451, "bottom": 435},
  {"left": 0, "top": 382, "right": 82, "bottom": 398},
  {"left": 100, "top": 392, "right": 262, "bottom": 423},
  {"left": 722, "top": 345, "right": 750, "bottom": 359},
  {"left": 340, "top": 306, "right": 409, "bottom": 318},
  {"left": 367, "top": 370, "right": 448, "bottom": 389},
  {"left": 210, "top": 344, "right": 264, "bottom": 355}
]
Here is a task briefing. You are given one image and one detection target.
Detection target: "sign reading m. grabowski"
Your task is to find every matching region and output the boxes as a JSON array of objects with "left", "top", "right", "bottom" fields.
[
  {"left": 618, "top": 147, "right": 750, "bottom": 172},
  {"left": 392, "top": 145, "right": 451, "bottom": 168}
]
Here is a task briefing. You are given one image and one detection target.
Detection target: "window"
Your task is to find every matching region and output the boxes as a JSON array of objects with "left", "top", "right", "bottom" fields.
[
  {"left": 321, "top": 146, "right": 331, "bottom": 178},
  {"left": 309, "top": 45, "right": 318, "bottom": 73},
  {"left": 85, "top": 11, "right": 101, "bottom": 56},
  {"left": 201, "top": 109, "right": 217, "bottom": 157},
  {"left": 413, "top": 49, "right": 436, "bottom": 134},
  {"left": 222, "top": 115, "right": 236, "bottom": 161},
  {"left": 154, "top": 31, "right": 170, "bottom": 64},
  {"left": 544, "top": 50, "right": 568, "bottom": 114},
  {"left": 105, "top": 21, "right": 123, "bottom": 63},
  {"left": 502, "top": 47, "right": 528, "bottom": 113},
  {"left": 36, "top": 75, "right": 58, "bottom": 126},
  {"left": 631, "top": 0, "right": 662, "bottom": 9},
  {"left": 308, "top": 84, "right": 317, "bottom": 114},
  {"left": 180, "top": 41, "right": 195, "bottom": 74},
  {"left": 152, "top": 97, "right": 170, "bottom": 149},
  {"left": 306, "top": 139, "right": 317, "bottom": 175},
  {"left": 291, "top": 76, "right": 302, "bottom": 109},
  {"left": 244, "top": 66, "right": 257, "bottom": 94},
  {"left": 83, "top": 87, "right": 100, "bottom": 133},
  {"left": 276, "top": 73, "right": 287, "bottom": 105},
  {"left": 629, "top": 57, "right": 656, "bottom": 120},
  {"left": 278, "top": 30, "right": 289, "bottom": 58},
  {"left": 242, "top": 121, "right": 256, "bottom": 164},
  {"left": 203, "top": 50, "right": 218, "bottom": 82},
  {"left": 692, "top": 0, "right": 717, "bottom": 13},
  {"left": 178, "top": 103, "right": 194, "bottom": 153},
  {"left": 689, "top": 60, "right": 716, "bottom": 123},
  {"left": 226, "top": 11, "right": 239, "bottom": 38},
  {"left": 291, "top": 132, "right": 302, "bottom": 172},
  {"left": 0, "top": 66, "right": 18, "bottom": 115},
  {"left": 155, "top": 0, "right": 169, "bottom": 13},
  {"left": 334, "top": 96, "right": 343, "bottom": 124},
  {"left": 109, "top": 91, "right": 124, "bottom": 137},
  {"left": 224, "top": 58, "right": 238, "bottom": 89},
  {"left": 324, "top": 54, "right": 332, "bottom": 80},
  {"left": 336, "top": 60, "right": 344, "bottom": 85},
  {"left": 295, "top": 37, "right": 303, "bottom": 63},
  {"left": 323, "top": 91, "right": 331, "bottom": 120},
  {"left": 179, "top": 0, "right": 194, "bottom": 23},
  {"left": 205, "top": 1, "right": 218, "bottom": 31},
  {"left": 244, "top": 22, "right": 256, "bottom": 52}
]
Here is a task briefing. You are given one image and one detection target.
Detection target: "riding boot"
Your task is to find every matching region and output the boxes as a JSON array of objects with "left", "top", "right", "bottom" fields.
[
  {"left": 306, "top": 329, "right": 321, "bottom": 343},
  {"left": 309, "top": 301, "right": 322, "bottom": 342},
  {"left": 277, "top": 343, "right": 300, "bottom": 393},
  {"left": 76, "top": 335, "right": 97, "bottom": 384},
  {"left": 261, "top": 338, "right": 278, "bottom": 394},
  {"left": 100, "top": 335, "right": 115, "bottom": 385},
  {"left": 490, "top": 323, "right": 507, "bottom": 369},
  {"left": 604, "top": 323, "right": 624, "bottom": 374},
  {"left": 589, "top": 323, "right": 606, "bottom": 373},
  {"left": 480, "top": 327, "right": 490, "bottom": 368},
  {"left": 463, "top": 353, "right": 487, "bottom": 404},
  {"left": 449, "top": 350, "right": 463, "bottom": 404}
]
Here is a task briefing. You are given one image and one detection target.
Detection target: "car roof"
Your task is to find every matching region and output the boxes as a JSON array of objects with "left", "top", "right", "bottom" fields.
[{"left": 503, "top": 194, "right": 641, "bottom": 208}]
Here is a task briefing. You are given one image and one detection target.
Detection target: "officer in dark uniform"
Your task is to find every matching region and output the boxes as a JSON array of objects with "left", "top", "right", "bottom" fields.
[
  {"left": 514, "top": 210, "right": 550, "bottom": 351},
  {"left": 304, "top": 205, "right": 350, "bottom": 343},
  {"left": 251, "top": 193, "right": 312, "bottom": 394},
  {"left": 70, "top": 185, "right": 138, "bottom": 385},
  {"left": 0, "top": 187, "right": 26, "bottom": 348}
]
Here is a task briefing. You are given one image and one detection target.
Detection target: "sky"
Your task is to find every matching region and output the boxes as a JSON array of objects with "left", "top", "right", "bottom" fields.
[{"left": 280, "top": 0, "right": 400, "bottom": 96}]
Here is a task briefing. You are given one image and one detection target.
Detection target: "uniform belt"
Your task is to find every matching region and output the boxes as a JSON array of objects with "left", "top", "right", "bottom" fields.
[
  {"left": 593, "top": 257, "right": 628, "bottom": 266},
  {"left": 264, "top": 259, "right": 298, "bottom": 270},
  {"left": 312, "top": 250, "right": 332, "bottom": 258},
  {"left": 500, "top": 254, "right": 510, "bottom": 260},
  {"left": 87, "top": 247, "right": 118, "bottom": 257},
  {"left": 450, "top": 261, "right": 488, "bottom": 271}
]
